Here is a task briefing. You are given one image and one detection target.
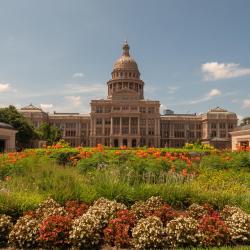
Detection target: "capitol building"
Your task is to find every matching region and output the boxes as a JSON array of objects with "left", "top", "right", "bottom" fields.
[{"left": 19, "top": 42, "right": 238, "bottom": 149}]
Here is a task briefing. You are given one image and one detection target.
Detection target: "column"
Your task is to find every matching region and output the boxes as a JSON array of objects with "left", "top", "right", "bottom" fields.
[
  {"left": 217, "top": 123, "right": 220, "bottom": 138},
  {"left": 102, "top": 118, "right": 105, "bottom": 135},
  {"left": 120, "top": 117, "right": 122, "bottom": 135},
  {"left": 225, "top": 123, "right": 228, "bottom": 138},
  {"left": 111, "top": 117, "right": 113, "bottom": 135},
  {"left": 129, "top": 117, "right": 131, "bottom": 134},
  {"left": 93, "top": 118, "right": 96, "bottom": 136},
  {"left": 137, "top": 117, "right": 140, "bottom": 135}
]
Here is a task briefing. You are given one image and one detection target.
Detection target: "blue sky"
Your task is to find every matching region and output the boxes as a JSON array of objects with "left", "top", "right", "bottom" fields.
[{"left": 0, "top": 0, "right": 250, "bottom": 120}]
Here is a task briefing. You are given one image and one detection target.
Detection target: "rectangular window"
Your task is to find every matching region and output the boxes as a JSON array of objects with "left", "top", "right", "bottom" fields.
[
  {"left": 220, "top": 123, "right": 226, "bottom": 129},
  {"left": 96, "top": 106, "right": 102, "bottom": 113},
  {"left": 96, "top": 118, "right": 102, "bottom": 125},
  {"left": 211, "top": 123, "right": 217, "bottom": 129},
  {"left": 148, "top": 107, "right": 155, "bottom": 113}
]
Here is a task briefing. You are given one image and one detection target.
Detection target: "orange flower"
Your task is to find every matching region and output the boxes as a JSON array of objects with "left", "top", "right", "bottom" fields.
[{"left": 182, "top": 168, "right": 188, "bottom": 177}]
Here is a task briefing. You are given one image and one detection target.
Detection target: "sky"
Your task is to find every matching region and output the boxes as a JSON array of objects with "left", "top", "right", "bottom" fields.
[{"left": 0, "top": 0, "right": 250, "bottom": 120}]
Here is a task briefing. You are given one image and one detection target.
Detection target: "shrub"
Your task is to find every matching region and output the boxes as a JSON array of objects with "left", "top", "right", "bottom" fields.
[
  {"left": 165, "top": 216, "right": 200, "bottom": 248},
  {"left": 88, "top": 198, "right": 127, "bottom": 227},
  {"left": 104, "top": 209, "right": 136, "bottom": 248},
  {"left": 65, "top": 200, "right": 88, "bottom": 219},
  {"left": 198, "top": 212, "right": 230, "bottom": 247},
  {"left": 37, "top": 215, "right": 72, "bottom": 248},
  {"left": 131, "top": 196, "right": 164, "bottom": 219},
  {"left": 69, "top": 212, "right": 102, "bottom": 248},
  {"left": 69, "top": 198, "right": 126, "bottom": 248},
  {"left": 35, "top": 198, "right": 66, "bottom": 219},
  {"left": 132, "top": 216, "right": 166, "bottom": 249},
  {"left": 222, "top": 206, "right": 250, "bottom": 244},
  {"left": 0, "top": 214, "right": 13, "bottom": 246},
  {"left": 8, "top": 215, "right": 39, "bottom": 249},
  {"left": 187, "top": 203, "right": 212, "bottom": 219}
]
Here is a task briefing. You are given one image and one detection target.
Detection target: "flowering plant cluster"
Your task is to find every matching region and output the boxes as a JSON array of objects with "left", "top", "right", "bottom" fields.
[
  {"left": 0, "top": 214, "right": 13, "bottom": 246},
  {"left": 222, "top": 205, "right": 250, "bottom": 244},
  {"left": 37, "top": 215, "right": 72, "bottom": 248},
  {"left": 132, "top": 216, "right": 166, "bottom": 249},
  {"left": 1, "top": 197, "right": 250, "bottom": 249},
  {"left": 104, "top": 209, "right": 136, "bottom": 248}
]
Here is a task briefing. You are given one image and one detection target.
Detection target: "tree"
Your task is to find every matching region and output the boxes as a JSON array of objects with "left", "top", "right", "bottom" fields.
[
  {"left": 0, "top": 105, "right": 37, "bottom": 148},
  {"left": 37, "top": 122, "right": 62, "bottom": 145},
  {"left": 240, "top": 117, "right": 250, "bottom": 126}
]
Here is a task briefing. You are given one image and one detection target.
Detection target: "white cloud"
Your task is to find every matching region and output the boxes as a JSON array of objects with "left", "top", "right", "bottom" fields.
[
  {"left": 202, "top": 62, "right": 250, "bottom": 81},
  {"left": 189, "top": 88, "right": 221, "bottom": 104},
  {"left": 242, "top": 99, "right": 250, "bottom": 108},
  {"left": 0, "top": 83, "right": 11, "bottom": 93},
  {"left": 40, "top": 103, "right": 54, "bottom": 112},
  {"left": 207, "top": 88, "right": 221, "bottom": 97},
  {"left": 65, "top": 96, "right": 82, "bottom": 107},
  {"left": 72, "top": 72, "right": 84, "bottom": 78}
]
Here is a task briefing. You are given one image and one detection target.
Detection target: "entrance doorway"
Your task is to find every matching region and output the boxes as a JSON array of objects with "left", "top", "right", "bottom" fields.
[
  {"left": 132, "top": 139, "right": 137, "bottom": 147},
  {"left": 122, "top": 139, "right": 127, "bottom": 147},
  {"left": 0, "top": 140, "right": 5, "bottom": 153},
  {"left": 114, "top": 139, "right": 119, "bottom": 147}
]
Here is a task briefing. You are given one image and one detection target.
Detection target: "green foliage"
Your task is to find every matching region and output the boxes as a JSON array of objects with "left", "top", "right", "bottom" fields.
[
  {"left": 0, "top": 105, "right": 36, "bottom": 147},
  {"left": 36, "top": 122, "right": 62, "bottom": 145}
]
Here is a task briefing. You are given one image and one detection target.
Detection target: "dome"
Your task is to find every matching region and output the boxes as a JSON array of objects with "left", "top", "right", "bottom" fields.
[{"left": 113, "top": 41, "right": 139, "bottom": 71}]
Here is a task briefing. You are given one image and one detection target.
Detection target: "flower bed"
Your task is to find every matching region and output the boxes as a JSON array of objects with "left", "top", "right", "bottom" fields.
[{"left": 2, "top": 197, "right": 250, "bottom": 249}]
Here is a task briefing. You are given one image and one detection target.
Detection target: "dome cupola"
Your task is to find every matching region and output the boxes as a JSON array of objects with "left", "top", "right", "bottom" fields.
[{"left": 107, "top": 41, "right": 144, "bottom": 100}]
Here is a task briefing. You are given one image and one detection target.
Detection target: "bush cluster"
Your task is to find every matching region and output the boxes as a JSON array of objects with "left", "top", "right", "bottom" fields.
[{"left": 1, "top": 197, "right": 250, "bottom": 249}]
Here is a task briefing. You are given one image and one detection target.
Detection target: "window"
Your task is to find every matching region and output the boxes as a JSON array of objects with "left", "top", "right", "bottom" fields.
[
  {"left": 140, "top": 107, "right": 146, "bottom": 113},
  {"left": 113, "top": 106, "right": 120, "bottom": 111},
  {"left": 211, "top": 123, "right": 217, "bottom": 129},
  {"left": 122, "top": 127, "right": 129, "bottom": 134},
  {"left": 148, "top": 128, "right": 154, "bottom": 135},
  {"left": 196, "top": 124, "right": 201, "bottom": 130},
  {"left": 131, "top": 118, "right": 138, "bottom": 126},
  {"left": 174, "top": 131, "right": 184, "bottom": 138},
  {"left": 122, "top": 106, "right": 129, "bottom": 111},
  {"left": 66, "top": 123, "right": 76, "bottom": 129},
  {"left": 140, "top": 119, "right": 146, "bottom": 126},
  {"left": 131, "top": 127, "right": 137, "bottom": 134},
  {"left": 96, "top": 106, "right": 102, "bottom": 113},
  {"left": 220, "top": 123, "right": 226, "bottom": 129},
  {"left": 105, "top": 119, "right": 111, "bottom": 125},
  {"left": 148, "top": 119, "right": 154, "bottom": 126},
  {"left": 211, "top": 131, "right": 217, "bottom": 137},
  {"left": 228, "top": 123, "right": 234, "bottom": 129},
  {"left": 148, "top": 107, "right": 155, "bottom": 113},
  {"left": 96, "top": 118, "right": 102, "bottom": 125},
  {"left": 65, "top": 130, "right": 76, "bottom": 137}
]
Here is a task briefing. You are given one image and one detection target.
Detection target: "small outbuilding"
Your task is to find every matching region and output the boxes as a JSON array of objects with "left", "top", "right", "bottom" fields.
[
  {"left": 230, "top": 124, "right": 250, "bottom": 150},
  {"left": 0, "top": 122, "right": 17, "bottom": 152}
]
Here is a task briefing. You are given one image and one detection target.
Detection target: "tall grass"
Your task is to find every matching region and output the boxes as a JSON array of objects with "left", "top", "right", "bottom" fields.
[{"left": 0, "top": 154, "right": 250, "bottom": 216}]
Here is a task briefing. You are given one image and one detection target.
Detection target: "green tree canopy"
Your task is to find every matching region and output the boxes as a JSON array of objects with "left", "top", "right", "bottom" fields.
[
  {"left": 240, "top": 117, "right": 250, "bottom": 126},
  {"left": 0, "top": 105, "right": 37, "bottom": 148},
  {"left": 37, "top": 122, "right": 62, "bottom": 145}
]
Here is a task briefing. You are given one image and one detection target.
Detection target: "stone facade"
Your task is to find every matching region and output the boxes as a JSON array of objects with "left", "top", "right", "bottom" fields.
[{"left": 19, "top": 42, "right": 238, "bottom": 149}]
